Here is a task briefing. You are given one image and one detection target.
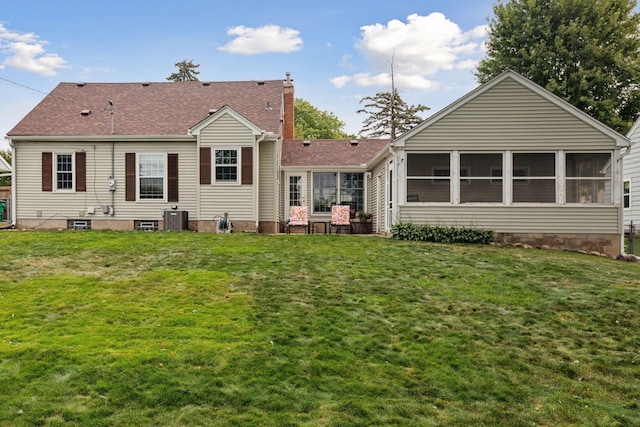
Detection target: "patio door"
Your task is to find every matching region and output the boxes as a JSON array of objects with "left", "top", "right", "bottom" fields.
[{"left": 286, "top": 172, "right": 306, "bottom": 218}]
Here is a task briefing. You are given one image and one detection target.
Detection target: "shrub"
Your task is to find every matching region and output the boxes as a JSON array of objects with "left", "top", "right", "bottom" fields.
[{"left": 391, "top": 222, "right": 494, "bottom": 244}]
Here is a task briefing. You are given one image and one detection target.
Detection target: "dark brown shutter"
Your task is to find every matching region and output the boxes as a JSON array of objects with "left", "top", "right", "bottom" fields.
[
  {"left": 125, "top": 153, "right": 136, "bottom": 201},
  {"left": 241, "top": 146, "right": 253, "bottom": 185},
  {"left": 200, "top": 146, "right": 211, "bottom": 185},
  {"left": 75, "top": 151, "right": 86, "bottom": 192},
  {"left": 42, "top": 152, "right": 52, "bottom": 192},
  {"left": 168, "top": 153, "right": 179, "bottom": 202}
]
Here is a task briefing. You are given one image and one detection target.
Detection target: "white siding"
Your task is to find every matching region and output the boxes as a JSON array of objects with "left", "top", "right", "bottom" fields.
[
  {"left": 14, "top": 140, "right": 197, "bottom": 222},
  {"left": 624, "top": 123, "right": 640, "bottom": 224},
  {"left": 407, "top": 78, "right": 617, "bottom": 151}
]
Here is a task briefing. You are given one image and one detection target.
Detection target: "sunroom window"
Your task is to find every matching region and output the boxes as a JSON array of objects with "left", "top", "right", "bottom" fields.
[
  {"left": 565, "top": 153, "right": 612, "bottom": 204},
  {"left": 460, "top": 153, "right": 503, "bottom": 203},
  {"left": 512, "top": 153, "right": 556, "bottom": 203},
  {"left": 406, "top": 153, "right": 450, "bottom": 203}
]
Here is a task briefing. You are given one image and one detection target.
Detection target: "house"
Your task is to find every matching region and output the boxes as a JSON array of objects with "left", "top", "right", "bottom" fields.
[
  {"left": 6, "top": 74, "right": 297, "bottom": 232},
  {"left": 623, "top": 119, "right": 640, "bottom": 229},
  {"left": 5, "top": 70, "right": 628, "bottom": 255},
  {"left": 370, "top": 70, "right": 628, "bottom": 256}
]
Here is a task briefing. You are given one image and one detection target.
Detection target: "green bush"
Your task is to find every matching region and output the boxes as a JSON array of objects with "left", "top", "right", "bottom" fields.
[{"left": 391, "top": 222, "right": 494, "bottom": 244}]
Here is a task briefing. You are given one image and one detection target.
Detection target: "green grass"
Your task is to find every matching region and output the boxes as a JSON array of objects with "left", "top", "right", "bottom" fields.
[{"left": 0, "top": 231, "right": 639, "bottom": 426}]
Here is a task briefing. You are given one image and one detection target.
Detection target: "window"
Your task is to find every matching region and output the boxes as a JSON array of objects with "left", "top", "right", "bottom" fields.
[
  {"left": 624, "top": 180, "right": 630, "bottom": 209},
  {"left": 289, "top": 175, "right": 303, "bottom": 207},
  {"left": 406, "top": 153, "right": 450, "bottom": 202},
  {"left": 565, "top": 153, "right": 612, "bottom": 204},
  {"left": 56, "top": 154, "right": 73, "bottom": 190},
  {"left": 460, "top": 153, "right": 503, "bottom": 203},
  {"left": 313, "top": 172, "right": 364, "bottom": 213},
  {"left": 215, "top": 149, "right": 238, "bottom": 183},
  {"left": 138, "top": 154, "right": 165, "bottom": 200},
  {"left": 512, "top": 153, "right": 556, "bottom": 203}
]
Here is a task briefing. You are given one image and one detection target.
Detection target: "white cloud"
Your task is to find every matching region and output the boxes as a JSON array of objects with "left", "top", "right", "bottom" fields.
[
  {"left": 0, "top": 24, "right": 68, "bottom": 76},
  {"left": 218, "top": 25, "right": 302, "bottom": 55},
  {"left": 331, "top": 12, "right": 487, "bottom": 91}
]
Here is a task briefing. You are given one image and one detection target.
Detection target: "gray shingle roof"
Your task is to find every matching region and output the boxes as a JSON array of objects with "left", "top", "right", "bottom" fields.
[{"left": 8, "top": 80, "right": 284, "bottom": 137}]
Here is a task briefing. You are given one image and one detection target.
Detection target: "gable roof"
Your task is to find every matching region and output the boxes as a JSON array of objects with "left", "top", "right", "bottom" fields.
[
  {"left": 282, "top": 139, "right": 390, "bottom": 168},
  {"left": 393, "top": 70, "right": 629, "bottom": 148},
  {"left": 7, "top": 79, "right": 284, "bottom": 138},
  {"left": 189, "top": 105, "right": 264, "bottom": 136}
]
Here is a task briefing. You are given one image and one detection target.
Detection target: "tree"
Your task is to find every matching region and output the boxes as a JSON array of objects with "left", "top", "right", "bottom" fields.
[
  {"left": 357, "top": 89, "right": 429, "bottom": 139},
  {"left": 166, "top": 60, "right": 200, "bottom": 82},
  {"left": 0, "top": 149, "right": 11, "bottom": 187},
  {"left": 294, "top": 98, "right": 352, "bottom": 139},
  {"left": 476, "top": 0, "right": 640, "bottom": 133}
]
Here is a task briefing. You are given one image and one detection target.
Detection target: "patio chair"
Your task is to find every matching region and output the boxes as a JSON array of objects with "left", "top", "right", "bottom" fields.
[
  {"left": 329, "top": 205, "right": 351, "bottom": 234},
  {"left": 286, "top": 205, "right": 310, "bottom": 234}
]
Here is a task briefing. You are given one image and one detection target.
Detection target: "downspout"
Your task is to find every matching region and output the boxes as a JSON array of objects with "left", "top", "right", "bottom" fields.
[
  {"left": 255, "top": 130, "right": 267, "bottom": 231},
  {"left": 109, "top": 101, "right": 115, "bottom": 216},
  {"left": 387, "top": 144, "right": 399, "bottom": 231},
  {"left": 6, "top": 138, "right": 16, "bottom": 228},
  {"left": 619, "top": 140, "right": 634, "bottom": 255}
]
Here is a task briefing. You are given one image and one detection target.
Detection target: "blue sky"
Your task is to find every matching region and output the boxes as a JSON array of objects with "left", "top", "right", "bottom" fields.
[{"left": 1, "top": 0, "right": 500, "bottom": 149}]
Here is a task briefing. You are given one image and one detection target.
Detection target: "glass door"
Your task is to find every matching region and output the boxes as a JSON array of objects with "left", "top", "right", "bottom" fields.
[{"left": 286, "top": 172, "right": 306, "bottom": 218}]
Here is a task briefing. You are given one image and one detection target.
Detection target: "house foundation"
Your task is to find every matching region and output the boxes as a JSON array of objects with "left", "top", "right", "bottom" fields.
[{"left": 496, "top": 232, "right": 621, "bottom": 257}]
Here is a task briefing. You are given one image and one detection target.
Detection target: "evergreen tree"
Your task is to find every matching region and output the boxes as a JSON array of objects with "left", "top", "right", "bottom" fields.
[
  {"left": 166, "top": 60, "right": 201, "bottom": 82},
  {"left": 357, "top": 89, "right": 429, "bottom": 139},
  {"left": 476, "top": 0, "right": 640, "bottom": 133}
]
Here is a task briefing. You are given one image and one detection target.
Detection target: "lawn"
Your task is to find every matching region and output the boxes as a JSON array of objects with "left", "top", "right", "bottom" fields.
[{"left": 0, "top": 231, "right": 638, "bottom": 426}]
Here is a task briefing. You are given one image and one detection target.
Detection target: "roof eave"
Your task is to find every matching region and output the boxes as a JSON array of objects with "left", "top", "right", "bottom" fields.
[{"left": 7, "top": 134, "right": 196, "bottom": 142}]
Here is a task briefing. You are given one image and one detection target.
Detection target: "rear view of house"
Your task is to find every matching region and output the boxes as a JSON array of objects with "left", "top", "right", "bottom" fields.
[{"left": 6, "top": 75, "right": 295, "bottom": 232}]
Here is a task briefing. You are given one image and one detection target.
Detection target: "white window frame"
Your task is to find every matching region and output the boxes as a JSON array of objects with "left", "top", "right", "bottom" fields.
[
  {"left": 55, "top": 153, "right": 75, "bottom": 192},
  {"left": 137, "top": 153, "right": 166, "bottom": 201},
  {"left": 624, "top": 179, "right": 631, "bottom": 209},
  {"left": 564, "top": 151, "right": 613, "bottom": 205},
  {"left": 213, "top": 147, "right": 240, "bottom": 185},
  {"left": 312, "top": 171, "right": 365, "bottom": 214},
  {"left": 459, "top": 152, "right": 504, "bottom": 204}
]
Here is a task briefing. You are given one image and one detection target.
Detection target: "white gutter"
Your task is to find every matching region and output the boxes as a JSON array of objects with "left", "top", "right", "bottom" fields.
[
  {"left": 9, "top": 139, "right": 15, "bottom": 227},
  {"left": 619, "top": 139, "right": 634, "bottom": 255}
]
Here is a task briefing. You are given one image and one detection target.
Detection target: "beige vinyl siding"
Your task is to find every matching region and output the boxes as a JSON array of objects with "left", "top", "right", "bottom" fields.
[
  {"left": 407, "top": 78, "right": 617, "bottom": 151},
  {"left": 398, "top": 205, "right": 621, "bottom": 234},
  {"left": 199, "top": 112, "right": 257, "bottom": 220},
  {"left": 14, "top": 140, "right": 198, "bottom": 221},
  {"left": 259, "top": 140, "right": 277, "bottom": 221},
  {"left": 370, "top": 159, "right": 388, "bottom": 233}
]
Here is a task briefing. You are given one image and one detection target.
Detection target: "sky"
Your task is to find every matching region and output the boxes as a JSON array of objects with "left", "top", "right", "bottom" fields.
[{"left": 0, "top": 0, "right": 500, "bottom": 149}]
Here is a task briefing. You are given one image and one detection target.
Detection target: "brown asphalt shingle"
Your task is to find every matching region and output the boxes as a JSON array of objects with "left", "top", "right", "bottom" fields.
[
  {"left": 7, "top": 80, "right": 284, "bottom": 137},
  {"left": 282, "top": 139, "right": 390, "bottom": 167}
]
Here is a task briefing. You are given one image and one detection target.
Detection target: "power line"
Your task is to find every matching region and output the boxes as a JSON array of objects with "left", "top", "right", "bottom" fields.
[{"left": 0, "top": 76, "right": 50, "bottom": 96}]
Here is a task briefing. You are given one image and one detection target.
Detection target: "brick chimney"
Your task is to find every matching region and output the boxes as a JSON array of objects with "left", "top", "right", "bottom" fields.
[{"left": 283, "top": 72, "right": 295, "bottom": 140}]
